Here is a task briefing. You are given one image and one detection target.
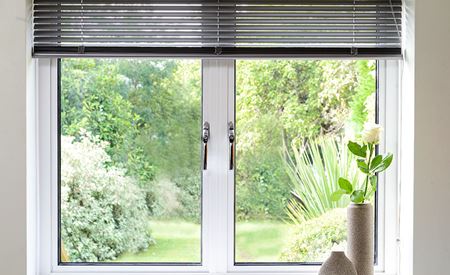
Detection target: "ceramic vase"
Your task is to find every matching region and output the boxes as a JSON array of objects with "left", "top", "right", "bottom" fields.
[
  {"left": 319, "top": 251, "right": 357, "bottom": 275},
  {"left": 347, "top": 203, "right": 374, "bottom": 275}
]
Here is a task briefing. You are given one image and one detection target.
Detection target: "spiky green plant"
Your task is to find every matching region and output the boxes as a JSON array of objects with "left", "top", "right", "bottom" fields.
[{"left": 284, "top": 137, "right": 364, "bottom": 223}]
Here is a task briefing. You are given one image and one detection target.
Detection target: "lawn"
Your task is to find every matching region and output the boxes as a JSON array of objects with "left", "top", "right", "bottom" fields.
[
  {"left": 115, "top": 220, "right": 292, "bottom": 263},
  {"left": 115, "top": 220, "right": 201, "bottom": 262},
  {"left": 235, "top": 221, "right": 293, "bottom": 262}
]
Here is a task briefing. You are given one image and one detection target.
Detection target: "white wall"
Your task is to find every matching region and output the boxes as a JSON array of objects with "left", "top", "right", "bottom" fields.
[
  {"left": 0, "top": 0, "right": 30, "bottom": 274},
  {"left": 1, "top": 0, "right": 450, "bottom": 274},
  {"left": 412, "top": 0, "right": 450, "bottom": 274}
]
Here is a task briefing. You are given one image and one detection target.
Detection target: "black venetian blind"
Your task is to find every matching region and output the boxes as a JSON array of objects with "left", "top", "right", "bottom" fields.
[{"left": 32, "top": 0, "right": 402, "bottom": 57}]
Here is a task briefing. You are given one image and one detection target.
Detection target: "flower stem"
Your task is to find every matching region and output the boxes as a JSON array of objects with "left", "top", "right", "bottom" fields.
[{"left": 363, "top": 143, "right": 374, "bottom": 201}]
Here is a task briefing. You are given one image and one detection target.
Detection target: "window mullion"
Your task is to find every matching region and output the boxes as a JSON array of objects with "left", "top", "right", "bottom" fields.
[
  {"left": 379, "top": 60, "right": 400, "bottom": 274},
  {"left": 202, "top": 59, "right": 235, "bottom": 273},
  {"left": 226, "top": 60, "right": 236, "bottom": 271}
]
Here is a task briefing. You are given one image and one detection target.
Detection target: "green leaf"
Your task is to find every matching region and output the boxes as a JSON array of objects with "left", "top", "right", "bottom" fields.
[
  {"left": 331, "top": 190, "right": 345, "bottom": 202},
  {"left": 362, "top": 144, "right": 368, "bottom": 154},
  {"left": 383, "top": 153, "right": 394, "bottom": 168},
  {"left": 338, "top": 177, "right": 353, "bottom": 194},
  {"left": 374, "top": 153, "right": 394, "bottom": 173},
  {"left": 370, "top": 175, "right": 377, "bottom": 191},
  {"left": 370, "top": 175, "right": 377, "bottom": 187},
  {"left": 357, "top": 159, "right": 370, "bottom": 174},
  {"left": 350, "top": 190, "right": 365, "bottom": 203},
  {"left": 348, "top": 141, "right": 366, "bottom": 158},
  {"left": 370, "top": 155, "right": 383, "bottom": 170}
]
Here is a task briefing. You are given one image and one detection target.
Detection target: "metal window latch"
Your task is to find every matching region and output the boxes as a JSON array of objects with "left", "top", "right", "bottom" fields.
[
  {"left": 228, "top": 121, "right": 235, "bottom": 170},
  {"left": 202, "top": 122, "right": 210, "bottom": 170}
]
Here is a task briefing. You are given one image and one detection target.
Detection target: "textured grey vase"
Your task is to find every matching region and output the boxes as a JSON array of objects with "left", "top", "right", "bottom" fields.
[
  {"left": 347, "top": 203, "right": 374, "bottom": 275},
  {"left": 319, "top": 251, "right": 357, "bottom": 275}
]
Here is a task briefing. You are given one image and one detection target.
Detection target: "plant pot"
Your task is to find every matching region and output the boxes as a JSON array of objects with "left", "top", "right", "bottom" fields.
[
  {"left": 319, "top": 251, "right": 357, "bottom": 275},
  {"left": 347, "top": 203, "right": 374, "bottom": 275}
]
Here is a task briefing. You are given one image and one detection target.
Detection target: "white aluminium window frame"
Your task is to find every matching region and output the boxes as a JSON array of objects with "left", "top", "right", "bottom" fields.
[{"left": 36, "top": 58, "right": 400, "bottom": 275}]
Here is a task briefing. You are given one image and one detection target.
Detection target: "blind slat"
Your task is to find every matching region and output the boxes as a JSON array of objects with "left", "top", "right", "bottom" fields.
[
  {"left": 34, "top": 26, "right": 401, "bottom": 34},
  {"left": 35, "top": 6, "right": 402, "bottom": 12},
  {"left": 32, "top": 0, "right": 402, "bottom": 57},
  {"left": 34, "top": 18, "right": 401, "bottom": 24},
  {"left": 35, "top": 0, "right": 402, "bottom": 4},
  {"left": 34, "top": 23, "right": 402, "bottom": 30}
]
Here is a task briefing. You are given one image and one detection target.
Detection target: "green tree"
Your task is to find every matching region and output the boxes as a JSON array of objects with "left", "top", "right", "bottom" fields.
[
  {"left": 349, "top": 60, "right": 377, "bottom": 133},
  {"left": 235, "top": 60, "right": 376, "bottom": 221},
  {"left": 117, "top": 60, "right": 202, "bottom": 221},
  {"left": 61, "top": 59, "right": 375, "bottom": 223},
  {"left": 61, "top": 59, "right": 146, "bottom": 171}
]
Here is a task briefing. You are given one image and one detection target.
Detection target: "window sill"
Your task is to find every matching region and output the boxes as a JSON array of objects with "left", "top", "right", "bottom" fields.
[{"left": 42, "top": 272, "right": 396, "bottom": 275}]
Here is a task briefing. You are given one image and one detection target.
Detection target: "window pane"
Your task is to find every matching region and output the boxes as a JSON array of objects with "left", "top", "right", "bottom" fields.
[
  {"left": 235, "top": 60, "right": 377, "bottom": 263},
  {"left": 59, "top": 59, "right": 202, "bottom": 263}
]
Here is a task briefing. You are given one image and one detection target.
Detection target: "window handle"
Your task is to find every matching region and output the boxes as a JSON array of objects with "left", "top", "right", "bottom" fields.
[
  {"left": 228, "top": 121, "right": 235, "bottom": 170},
  {"left": 202, "top": 122, "right": 210, "bottom": 170}
]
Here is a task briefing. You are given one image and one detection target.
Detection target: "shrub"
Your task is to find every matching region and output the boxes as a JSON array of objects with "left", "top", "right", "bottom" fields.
[
  {"left": 280, "top": 208, "right": 346, "bottom": 262},
  {"left": 236, "top": 163, "right": 291, "bottom": 221},
  {"left": 172, "top": 173, "right": 201, "bottom": 222},
  {"left": 284, "top": 137, "right": 364, "bottom": 222},
  {"left": 60, "top": 134, "right": 154, "bottom": 262}
]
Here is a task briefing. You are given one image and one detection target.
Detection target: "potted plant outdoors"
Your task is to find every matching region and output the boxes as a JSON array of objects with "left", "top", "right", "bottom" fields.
[{"left": 331, "top": 123, "right": 393, "bottom": 275}]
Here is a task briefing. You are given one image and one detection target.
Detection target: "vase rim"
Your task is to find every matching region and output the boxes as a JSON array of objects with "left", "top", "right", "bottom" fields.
[
  {"left": 331, "top": 251, "right": 345, "bottom": 254},
  {"left": 349, "top": 202, "right": 372, "bottom": 206}
]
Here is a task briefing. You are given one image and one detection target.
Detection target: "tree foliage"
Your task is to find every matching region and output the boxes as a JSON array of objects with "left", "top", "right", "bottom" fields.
[
  {"left": 235, "top": 60, "right": 375, "bottom": 221},
  {"left": 61, "top": 59, "right": 375, "bottom": 224},
  {"left": 61, "top": 59, "right": 202, "bottom": 221},
  {"left": 60, "top": 58, "right": 377, "bottom": 262}
]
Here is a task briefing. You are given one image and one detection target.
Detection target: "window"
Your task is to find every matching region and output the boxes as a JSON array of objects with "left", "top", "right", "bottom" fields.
[
  {"left": 234, "top": 60, "right": 378, "bottom": 264},
  {"left": 37, "top": 58, "right": 399, "bottom": 274},
  {"left": 59, "top": 59, "right": 202, "bottom": 264}
]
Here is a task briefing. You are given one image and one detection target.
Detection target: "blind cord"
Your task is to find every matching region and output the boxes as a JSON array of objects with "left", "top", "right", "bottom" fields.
[
  {"left": 388, "top": 0, "right": 401, "bottom": 42},
  {"left": 79, "top": 0, "right": 84, "bottom": 53}
]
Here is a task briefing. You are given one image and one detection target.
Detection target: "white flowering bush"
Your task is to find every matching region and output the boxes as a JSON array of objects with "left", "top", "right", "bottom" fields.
[{"left": 61, "top": 134, "right": 154, "bottom": 262}]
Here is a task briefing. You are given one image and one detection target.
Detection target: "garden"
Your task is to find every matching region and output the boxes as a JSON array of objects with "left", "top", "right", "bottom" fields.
[{"left": 60, "top": 58, "right": 376, "bottom": 263}]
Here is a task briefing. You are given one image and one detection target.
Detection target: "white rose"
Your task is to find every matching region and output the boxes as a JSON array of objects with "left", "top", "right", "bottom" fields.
[{"left": 362, "top": 123, "right": 383, "bottom": 144}]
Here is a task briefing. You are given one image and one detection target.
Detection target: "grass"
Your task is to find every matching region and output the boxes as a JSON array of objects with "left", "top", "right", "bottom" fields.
[
  {"left": 115, "top": 220, "right": 201, "bottom": 262},
  {"left": 235, "top": 221, "right": 293, "bottom": 262},
  {"left": 115, "top": 219, "right": 292, "bottom": 263}
]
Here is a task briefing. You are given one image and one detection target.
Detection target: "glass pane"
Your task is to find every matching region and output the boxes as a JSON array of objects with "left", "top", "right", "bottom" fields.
[
  {"left": 235, "top": 60, "right": 377, "bottom": 263},
  {"left": 59, "top": 59, "right": 202, "bottom": 263}
]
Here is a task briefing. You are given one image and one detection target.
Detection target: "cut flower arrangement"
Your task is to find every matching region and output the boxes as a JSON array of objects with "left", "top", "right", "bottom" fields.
[
  {"left": 322, "top": 123, "right": 394, "bottom": 275},
  {"left": 332, "top": 123, "right": 393, "bottom": 204}
]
